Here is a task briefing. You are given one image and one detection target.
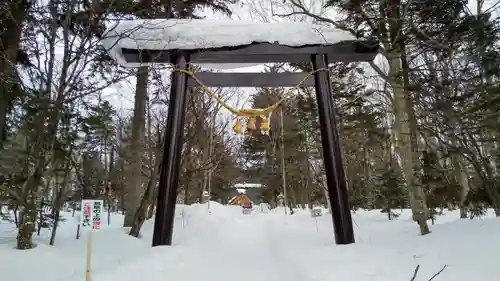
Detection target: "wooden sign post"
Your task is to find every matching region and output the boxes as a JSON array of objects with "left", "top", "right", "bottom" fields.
[{"left": 81, "top": 199, "right": 103, "bottom": 281}]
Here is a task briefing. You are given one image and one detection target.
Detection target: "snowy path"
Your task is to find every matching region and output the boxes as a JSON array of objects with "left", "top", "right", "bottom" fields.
[
  {"left": 169, "top": 212, "right": 306, "bottom": 281},
  {"left": 92, "top": 209, "right": 307, "bottom": 281},
  {"left": 261, "top": 216, "right": 312, "bottom": 281}
]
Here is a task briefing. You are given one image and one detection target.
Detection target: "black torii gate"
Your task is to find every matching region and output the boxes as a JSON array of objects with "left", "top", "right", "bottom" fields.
[{"left": 120, "top": 39, "right": 379, "bottom": 247}]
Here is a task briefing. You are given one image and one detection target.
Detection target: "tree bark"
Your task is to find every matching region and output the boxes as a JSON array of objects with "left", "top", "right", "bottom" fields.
[{"left": 123, "top": 66, "right": 148, "bottom": 227}]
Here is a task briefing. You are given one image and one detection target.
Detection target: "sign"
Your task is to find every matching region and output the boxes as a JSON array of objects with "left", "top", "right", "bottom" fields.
[
  {"left": 310, "top": 208, "right": 323, "bottom": 217},
  {"left": 81, "top": 200, "right": 103, "bottom": 230}
]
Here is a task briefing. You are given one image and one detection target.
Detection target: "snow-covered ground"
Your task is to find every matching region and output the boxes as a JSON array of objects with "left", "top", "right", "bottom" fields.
[{"left": 1, "top": 203, "right": 498, "bottom": 281}]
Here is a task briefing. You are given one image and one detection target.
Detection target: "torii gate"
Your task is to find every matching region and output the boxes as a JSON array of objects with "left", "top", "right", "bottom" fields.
[{"left": 102, "top": 19, "right": 379, "bottom": 247}]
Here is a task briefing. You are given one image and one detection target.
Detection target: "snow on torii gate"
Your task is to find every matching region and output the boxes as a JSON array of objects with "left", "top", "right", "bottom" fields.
[{"left": 101, "top": 19, "right": 379, "bottom": 247}]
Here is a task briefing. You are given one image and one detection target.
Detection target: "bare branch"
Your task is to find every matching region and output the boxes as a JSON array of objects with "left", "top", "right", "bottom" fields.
[
  {"left": 428, "top": 265, "right": 447, "bottom": 281},
  {"left": 410, "top": 265, "right": 420, "bottom": 281}
]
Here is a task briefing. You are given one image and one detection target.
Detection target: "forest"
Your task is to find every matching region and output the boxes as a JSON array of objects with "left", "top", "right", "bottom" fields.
[{"left": 0, "top": 0, "right": 499, "bottom": 250}]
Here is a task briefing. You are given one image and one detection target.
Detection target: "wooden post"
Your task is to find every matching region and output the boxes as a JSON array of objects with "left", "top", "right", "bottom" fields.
[
  {"left": 152, "top": 54, "right": 190, "bottom": 246},
  {"left": 312, "top": 53, "right": 355, "bottom": 244},
  {"left": 85, "top": 230, "right": 93, "bottom": 281}
]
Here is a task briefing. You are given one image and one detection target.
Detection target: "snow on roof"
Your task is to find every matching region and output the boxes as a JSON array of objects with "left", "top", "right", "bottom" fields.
[
  {"left": 234, "top": 183, "right": 262, "bottom": 188},
  {"left": 101, "top": 19, "right": 356, "bottom": 68},
  {"left": 228, "top": 193, "right": 253, "bottom": 205}
]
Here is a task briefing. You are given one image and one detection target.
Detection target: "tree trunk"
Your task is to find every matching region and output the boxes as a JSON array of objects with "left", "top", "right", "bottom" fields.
[
  {"left": 389, "top": 56, "right": 429, "bottom": 234},
  {"left": 16, "top": 183, "right": 38, "bottom": 249},
  {"left": 146, "top": 192, "right": 157, "bottom": 219},
  {"left": 387, "top": 32, "right": 430, "bottom": 235},
  {"left": 129, "top": 156, "right": 161, "bottom": 236},
  {"left": 123, "top": 66, "right": 148, "bottom": 227},
  {"left": 129, "top": 178, "right": 153, "bottom": 237},
  {"left": 450, "top": 151, "right": 470, "bottom": 218},
  {"left": 16, "top": 204, "right": 36, "bottom": 249},
  {"left": 49, "top": 192, "right": 62, "bottom": 246}
]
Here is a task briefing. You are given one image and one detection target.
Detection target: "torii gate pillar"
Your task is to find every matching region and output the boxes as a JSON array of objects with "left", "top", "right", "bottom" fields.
[
  {"left": 312, "top": 53, "right": 354, "bottom": 243},
  {"left": 151, "top": 55, "right": 189, "bottom": 247}
]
